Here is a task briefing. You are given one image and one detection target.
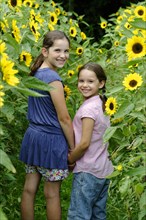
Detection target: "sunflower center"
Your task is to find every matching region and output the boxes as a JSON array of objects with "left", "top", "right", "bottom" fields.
[
  {"left": 138, "top": 10, "right": 144, "bottom": 16},
  {"left": 109, "top": 103, "right": 114, "bottom": 110},
  {"left": 71, "top": 30, "right": 74, "bottom": 34},
  {"left": 51, "top": 16, "right": 54, "bottom": 22},
  {"left": 11, "top": 0, "right": 17, "bottom": 7},
  {"left": 23, "top": 55, "right": 26, "bottom": 61},
  {"left": 32, "top": 25, "right": 36, "bottom": 34},
  {"left": 129, "top": 80, "right": 137, "bottom": 87},
  {"left": 78, "top": 49, "right": 82, "bottom": 53},
  {"left": 132, "top": 43, "right": 143, "bottom": 54}
]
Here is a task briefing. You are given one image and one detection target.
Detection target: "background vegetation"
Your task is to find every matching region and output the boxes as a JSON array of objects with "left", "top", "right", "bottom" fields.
[{"left": 0, "top": 0, "right": 146, "bottom": 219}]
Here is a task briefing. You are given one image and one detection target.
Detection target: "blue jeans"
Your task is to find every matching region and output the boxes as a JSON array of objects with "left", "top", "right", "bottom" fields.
[{"left": 67, "top": 172, "right": 110, "bottom": 220}]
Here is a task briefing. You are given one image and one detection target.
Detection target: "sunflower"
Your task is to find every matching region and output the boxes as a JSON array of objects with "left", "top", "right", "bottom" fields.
[
  {"left": 51, "top": 1, "right": 56, "bottom": 7},
  {"left": 126, "top": 36, "right": 146, "bottom": 61},
  {"left": 76, "top": 65, "right": 83, "bottom": 72},
  {"left": 0, "top": 97, "right": 4, "bottom": 108},
  {"left": 122, "top": 73, "right": 143, "bottom": 91},
  {"left": 0, "top": 85, "right": 5, "bottom": 107},
  {"left": 69, "top": 19, "right": 73, "bottom": 25},
  {"left": 62, "top": 11, "right": 67, "bottom": 16},
  {"left": 114, "top": 41, "right": 119, "bottom": 47},
  {"left": 49, "top": 12, "right": 58, "bottom": 25},
  {"left": 116, "top": 164, "right": 123, "bottom": 171},
  {"left": 8, "top": 0, "right": 22, "bottom": 8},
  {"left": 76, "top": 47, "right": 83, "bottom": 55},
  {"left": 69, "top": 27, "right": 77, "bottom": 37},
  {"left": 48, "top": 23, "right": 55, "bottom": 31},
  {"left": 1, "top": 55, "right": 19, "bottom": 86},
  {"left": 23, "top": 0, "right": 33, "bottom": 7},
  {"left": 100, "top": 21, "right": 107, "bottom": 29},
  {"left": 55, "top": 8, "right": 61, "bottom": 16},
  {"left": 29, "top": 20, "right": 40, "bottom": 42},
  {"left": 64, "top": 85, "right": 71, "bottom": 100},
  {"left": 117, "top": 15, "right": 123, "bottom": 23},
  {"left": 124, "top": 22, "right": 131, "bottom": 29},
  {"left": 111, "top": 117, "right": 123, "bottom": 125},
  {"left": 128, "top": 15, "right": 135, "bottom": 22},
  {"left": 141, "top": 29, "right": 146, "bottom": 38},
  {"left": 105, "top": 97, "right": 118, "bottom": 116},
  {"left": 0, "top": 41, "right": 6, "bottom": 54},
  {"left": 68, "top": 70, "right": 75, "bottom": 78},
  {"left": 35, "top": 14, "right": 44, "bottom": 25},
  {"left": 134, "top": 5, "right": 146, "bottom": 21},
  {"left": 1, "top": 19, "right": 9, "bottom": 33},
  {"left": 20, "top": 51, "right": 32, "bottom": 67},
  {"left": 12, "top": 20, "right": 21, "bottom": 43},
  {"left": 81, "top": 32, "right": 86, "bottom": 40}
]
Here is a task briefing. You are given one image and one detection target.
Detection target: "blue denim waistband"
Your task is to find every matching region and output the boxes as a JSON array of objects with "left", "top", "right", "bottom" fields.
[{"left": 29, "top": 123, "right": 63, "bottom": 135}]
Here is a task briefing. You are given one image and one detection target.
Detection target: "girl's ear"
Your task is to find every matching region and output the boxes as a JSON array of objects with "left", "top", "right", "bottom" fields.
[
  {"left": 99, "top": 80, "right": 105, "bottom": 89},
  {"left": 41, "top": 47, "right": 48, "bottom": 58}
]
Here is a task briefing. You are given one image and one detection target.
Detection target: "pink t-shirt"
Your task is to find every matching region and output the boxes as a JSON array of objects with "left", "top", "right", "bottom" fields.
[{"left": 73, "top": 95, "right": 114, "bottom": 178}]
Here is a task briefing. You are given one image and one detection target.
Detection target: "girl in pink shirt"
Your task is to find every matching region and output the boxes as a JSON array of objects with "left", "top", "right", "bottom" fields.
[{"left": 68, "top": 62, "right": 114, "bottom": 220}]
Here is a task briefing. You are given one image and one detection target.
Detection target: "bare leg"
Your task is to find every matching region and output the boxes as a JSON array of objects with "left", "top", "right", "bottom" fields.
[
  {"left": 21, "top": 173, "right": 41, "bottom": 220},
  {"left": 44, "top": 181, "right": 62, "bottom": 220}
]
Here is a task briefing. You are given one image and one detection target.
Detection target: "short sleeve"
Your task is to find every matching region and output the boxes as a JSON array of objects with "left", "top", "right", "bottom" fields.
[
  {"left": 80, "top": 105, "right": 98, "bottom": 121},
  {"left": 35, "top": 68, "right": 62, "bottom": 84}
]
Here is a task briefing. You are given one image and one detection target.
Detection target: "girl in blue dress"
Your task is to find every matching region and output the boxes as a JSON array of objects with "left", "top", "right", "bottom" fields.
[{"left": 20, "top": 30, "right": 74, "bottom": 220}]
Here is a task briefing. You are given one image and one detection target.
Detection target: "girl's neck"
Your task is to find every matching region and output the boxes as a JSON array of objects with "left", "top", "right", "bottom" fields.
[{"left": 40, "top": 61, "right": 57, "bottom": 71}]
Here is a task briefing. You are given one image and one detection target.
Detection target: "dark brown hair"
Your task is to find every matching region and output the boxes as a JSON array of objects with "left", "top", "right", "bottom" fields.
[
  {"left": 78, "top": 62, "right": 107, "bottom": 111},
  {"left": 30, "top": 30, "right": 70, "bottom": 76}
]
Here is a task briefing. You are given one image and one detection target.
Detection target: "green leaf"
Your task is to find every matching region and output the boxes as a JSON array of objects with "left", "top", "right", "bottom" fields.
[
  {"left": 106, "top": 170, "right": 121, "bottom": 179},
  {"left": 122, "top": 27, "right": 133, "bottom": 38},
  {"left": 4, "top": 33, "right": 20, "bottom": 54},
  {"left": 135, "top": 183, "right": 144, "bottom": 195},
  {"left": 1, "top": 102, "right": 14, "bottom": 122},
  {"left": 103, "top": 126, "right": 117, "bottom": 142},
  {"left": 132, "top": 137, "right": 143, "bottom": 148},
  {"left": 16, "top": 87, "right": 46, "bottom": 97},
  {"left": 107, "top": 86, "right": 123, "bottom": 96},
  {"left": 0, "top": 207, "right": 8, "bottom": 220},
  {"left": 138, "top": 210, "right": 146, "bottom": 220},
  {"left": 119, "top": 177, "right": 130, "bottom": 195},
  {"left": 139, "top": 191, "right": 146, "bottom": 210},
  {"left": 114, "top": 102, "right": 134, "bottom": 119},
  {"left": 130, "top": 112, "right": 146, "bottom": 121},
  {"left": 22, "top": 77, "right": 53, "bottom": 91},
  {"left": 125, "top": 166, "right": 146, "bottom": 177},
  {"left": 139, "top": 191, "right": 146, "bottom": 220},
  {"left": 0, "top": 150, "right": 16, "bottom": 173},
  {"left": 130, "top": 19, "right": 146, "bottom": 30}
]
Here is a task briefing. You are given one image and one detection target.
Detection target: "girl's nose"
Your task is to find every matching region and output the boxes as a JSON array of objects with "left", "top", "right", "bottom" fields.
[
  {"left": 60, "top": 52, "right": 66, "bottom": 58},
  {"left": 82, "top": 82, "right": 88, "bottom": 87}
]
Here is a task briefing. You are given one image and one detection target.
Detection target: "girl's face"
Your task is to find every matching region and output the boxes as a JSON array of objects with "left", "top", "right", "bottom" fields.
[
  {"left": 78, "top": 69, "right": 105, "bottom": 100},
  {"left": 42, "top": 37, "right": 69, "bottom": 70}
]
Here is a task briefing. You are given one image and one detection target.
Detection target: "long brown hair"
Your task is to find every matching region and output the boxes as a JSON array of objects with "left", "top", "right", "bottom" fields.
[
  {"left": 30, "top": 30, "right": 70, "bottom": 76},
  {"left": 78, "top": 62, "right": 107, "bottom": 111}
]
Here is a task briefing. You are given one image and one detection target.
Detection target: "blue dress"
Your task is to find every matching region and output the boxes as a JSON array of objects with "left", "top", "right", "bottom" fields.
[{"left": 19, "top": 68, "right": 68, "bottom": 169}]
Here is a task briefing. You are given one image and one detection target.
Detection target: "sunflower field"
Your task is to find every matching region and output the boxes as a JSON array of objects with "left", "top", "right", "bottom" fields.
[{"left": 0, "top": 0, "right": 146, "bottom": 219}]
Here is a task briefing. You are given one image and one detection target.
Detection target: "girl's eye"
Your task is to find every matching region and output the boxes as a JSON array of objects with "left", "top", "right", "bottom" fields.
[
  {"left": 65, "top": 49, "right": 69, "bottom": 53},
  {"left": 55, "top": 49, "right": 60, "bottom": 52},
  {"left": 78, "top": 79, "right": 84, "bottom": 83}
]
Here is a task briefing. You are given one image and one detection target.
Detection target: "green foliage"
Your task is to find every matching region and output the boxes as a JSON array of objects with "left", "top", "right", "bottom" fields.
[{"left": 0, "top": 0, "right": 146, "bottom": 219}]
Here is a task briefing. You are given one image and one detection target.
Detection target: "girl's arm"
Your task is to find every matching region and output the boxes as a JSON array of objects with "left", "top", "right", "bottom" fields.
[
  {"left": 68, "top": 117, "right": 95, "bottom": 164},
  {"left": 49, "top": 81, "right": 74, "bottom": 150}
]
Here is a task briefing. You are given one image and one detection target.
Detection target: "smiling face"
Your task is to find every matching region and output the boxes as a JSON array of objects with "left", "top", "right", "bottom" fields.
[
  {"left": 78, "top": 69, "right": 105, "bottom": 100},
  {"left": 42, "top": 37, "right": 70, "bottom": 70}
]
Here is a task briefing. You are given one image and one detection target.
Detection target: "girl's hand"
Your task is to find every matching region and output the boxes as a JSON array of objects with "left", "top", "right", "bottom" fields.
[
  {"left": 68, "top": 162, "right": 76, "bottom": 172},
  {"left": 68, "top": 152, "right": 75, "bottom": 172}
]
